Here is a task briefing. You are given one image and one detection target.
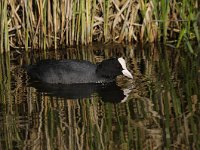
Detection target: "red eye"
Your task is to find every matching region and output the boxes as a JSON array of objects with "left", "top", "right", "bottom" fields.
[{"left": 118, "top": 64, "right": 121, "bottom": 68}]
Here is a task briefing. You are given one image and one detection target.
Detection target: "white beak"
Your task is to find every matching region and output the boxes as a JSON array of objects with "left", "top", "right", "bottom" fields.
[
  {"left": 122, "top": 69, "right": 133, "bottom": 79},
  {"left": 118, "top": 57, "right": 133, "bottom": 79}
]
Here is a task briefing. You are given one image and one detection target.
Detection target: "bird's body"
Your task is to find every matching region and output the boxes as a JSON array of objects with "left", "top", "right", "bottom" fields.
[{"left": 26, "top": 58, "right": 133, "bottom": 84}]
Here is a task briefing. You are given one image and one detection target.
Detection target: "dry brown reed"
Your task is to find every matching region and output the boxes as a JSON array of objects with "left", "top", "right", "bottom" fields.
[{"left": 0, "top": 0, "right": 199, "bottom": 52}]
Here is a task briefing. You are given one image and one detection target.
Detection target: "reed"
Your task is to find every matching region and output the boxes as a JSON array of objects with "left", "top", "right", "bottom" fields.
[
  {"left": 0, "top": 0, "right": 199, "bottom": 52},
  {"left": 0, "top": 0, "right": 9, "bottom": 52}
]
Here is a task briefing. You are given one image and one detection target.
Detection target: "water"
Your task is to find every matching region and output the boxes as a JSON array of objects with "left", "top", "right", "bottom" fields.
[{"left": 0, "top": 44, "right": 200, "bottom": 149}]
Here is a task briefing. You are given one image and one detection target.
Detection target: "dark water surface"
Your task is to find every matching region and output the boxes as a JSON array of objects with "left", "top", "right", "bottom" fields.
[{"left": 0, "top": 44, "right": 200, "bottom": 149}]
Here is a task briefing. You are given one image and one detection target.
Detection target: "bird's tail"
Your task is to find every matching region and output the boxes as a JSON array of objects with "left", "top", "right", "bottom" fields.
[{"left": 23, "top": 64, "right": 39, "bottom": 80}]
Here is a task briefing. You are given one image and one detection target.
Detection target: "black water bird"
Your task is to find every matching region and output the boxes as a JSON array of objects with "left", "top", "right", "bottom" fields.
[{"left": 26, "top": 57, "right": 133, "bottom": 84}]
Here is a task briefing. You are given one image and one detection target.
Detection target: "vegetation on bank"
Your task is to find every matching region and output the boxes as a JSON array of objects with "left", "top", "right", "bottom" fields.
[{"left": 0, "top": 0, "right": 199, "bottom": 52}]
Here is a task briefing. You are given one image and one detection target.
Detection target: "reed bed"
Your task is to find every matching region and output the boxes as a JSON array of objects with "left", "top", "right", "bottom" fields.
[{"left": 0, "top": 0, "right": 199, "bottom": 52}]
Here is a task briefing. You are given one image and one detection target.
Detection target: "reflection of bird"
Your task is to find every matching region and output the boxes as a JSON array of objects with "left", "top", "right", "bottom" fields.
[
  {"left": 29, "top": 82, "right": 131, "bottom": 103},
  {"left": 26, "top": 58, "right": 133, "bottom": 84}
]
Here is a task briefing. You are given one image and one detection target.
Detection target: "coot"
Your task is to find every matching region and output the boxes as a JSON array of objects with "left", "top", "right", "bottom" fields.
[{"left": 27, "top": 57, "right": 133, "bottom": 84}]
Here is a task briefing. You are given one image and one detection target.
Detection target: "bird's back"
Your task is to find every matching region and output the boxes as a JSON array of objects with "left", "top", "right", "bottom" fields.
[{"left": 27, "top": 59, "right": 98, "bottom": 84}]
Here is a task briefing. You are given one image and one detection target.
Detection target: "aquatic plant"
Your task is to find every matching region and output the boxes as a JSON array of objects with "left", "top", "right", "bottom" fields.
[{"left": 0, "top": 0, "right": 199, "bottom": 52}]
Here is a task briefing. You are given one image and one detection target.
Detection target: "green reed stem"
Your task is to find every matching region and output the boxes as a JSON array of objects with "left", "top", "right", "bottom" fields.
[
  {"left": 71, "top": 0, "right": 76, "bottom": 45},
  {"left": 0, "top": 1, "right": 4, "bottom": 52},
  {"left": 77, "top": 1, "right": 81, "bottom": 45},
  {"left": 43, "top": 0, "right": 47, "bottom": 50},
  {"left": 161, "top": 0, "right": 169, "bottom": 43},
  {"left": 0, "top": 0, "right": 9, "bottom": 52},
  {"left": 53, "top": 0, "right": 57, "bottom": 49},
  {"left": 81, "top": 0, "right": 85, "bottom": 45}
]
